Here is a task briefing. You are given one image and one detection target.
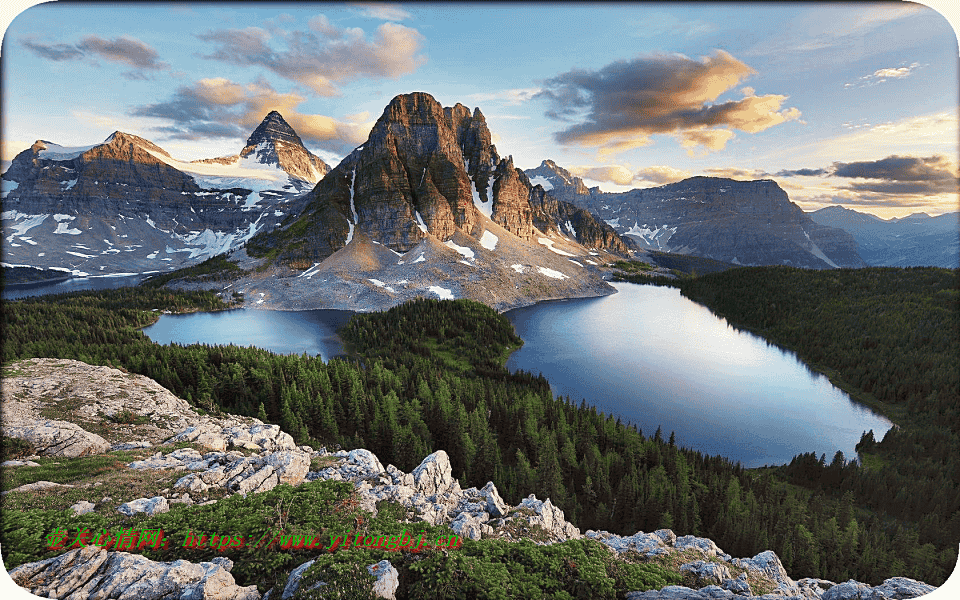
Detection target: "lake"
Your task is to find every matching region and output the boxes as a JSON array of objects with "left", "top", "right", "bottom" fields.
[
  {"left": 1, "top": 274, "right": 145, "bottom": 300},
  {"left": 504, "top": 282, "right": 892, "bottom": 467},
  {"left": 136, "top": 281, "right": 892, "bottom": 467},
  {"left": 141, "top": 308, "right": 354, "bottom": 361}
]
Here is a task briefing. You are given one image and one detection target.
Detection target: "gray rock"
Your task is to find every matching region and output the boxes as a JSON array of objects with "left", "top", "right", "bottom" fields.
[
  {"left": 450, "top": 513, "right": 484, "bottom": 541},
  {"left": 263, "top": 450, "right": 310, "bottom": 485},
  {"left": 681, "top": 560, "right": 733, "bottom": 586},
  {"left": 118, "top": 496, "right": 169, "bottom": 517},
  {"left": 872, "top": 577, "right": 937, "bottom": 599},
  {"left": 1, "top": 480, "right": 74, "bottom": 496},
  {"left": 517, "top": 495, "right": 581, "bottom": 541},
  {"left": 585, "top": 529, "right": 670, "bottom": 558},
  {"left": 3, "top": 419, "right": 110, "bottom": 457},
  {"left": 174, "top": 473, "right": 210, "bottom": 494},
  {"left": 70, "top": 500, "right": 97, "bottom": 515},
  {"left": 676, "top": 535, "right": 725, "bottom": 559},
  {"left": 480, "top": 481, "right": 507, "bottom": 517},
  {"left": 368, "top": 560, "right": 400, "bottom": 599},
  {"left": 626, "top": 584, "right": 736, "bottom": 600},
  {"left": 0, "top": 459, "right": 41, "bottom": 467},
  {"left": 281, "top": 559, "right": 316, "bottom": 600},
  {"left": 732, "top": 550, "right": 795, "bottom": 594},
  {"left": 412, "top": 450, "right": 454, "bottom": 496},
  {"left": 655, "top": 528, "right": 678, "bottom": 546},
  {"left": 8, "top": 545, "right": 260, "bottom": 600},
  {"left": 821, "top": 577, "right": 936, "bottom": 600},
  {"left": 110, "top": 441, "right": 153, "bottom": 451},
  {"left": 721, "top": 577, "right": 752, "bottom": 596}
]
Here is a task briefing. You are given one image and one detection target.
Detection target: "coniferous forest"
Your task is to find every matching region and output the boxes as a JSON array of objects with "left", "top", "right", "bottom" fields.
[{"left": 2, "top": 266, "right": 958, "bottom": 586}]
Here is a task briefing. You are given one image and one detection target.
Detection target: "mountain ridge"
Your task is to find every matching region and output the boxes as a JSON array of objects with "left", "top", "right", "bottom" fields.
[
  {"left": 807, "top": 205, "right": 959, "bottom": 268},
  {"left": 524, "top": 161, "right": 865, "bottom": 269}
]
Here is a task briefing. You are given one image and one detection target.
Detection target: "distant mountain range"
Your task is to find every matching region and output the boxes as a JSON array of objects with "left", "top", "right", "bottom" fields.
[
  {"left": 5, "top": 91, "right": 955, "bottom": 310},
  {"left": 807, "top": 205, "right": 959, "bottom": 268},
  {"left": 524, "top": 160, "right": 865, "bottom": 269},
  {"left": 1, "top": 112, "right": 328, "bottom": 276}
]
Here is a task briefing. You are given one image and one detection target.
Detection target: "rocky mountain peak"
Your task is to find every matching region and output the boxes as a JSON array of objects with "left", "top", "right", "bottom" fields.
[
  {"left": 238, "top": 111, "right": 328, "bottom": 183},
  {"left": 244, "top": 111, "right": 305, "bottom": 149}
]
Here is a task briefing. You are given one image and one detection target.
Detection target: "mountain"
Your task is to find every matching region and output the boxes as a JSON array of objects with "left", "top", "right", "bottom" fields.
[
  {"left": 808, "top": 205, "right": 960, "bottom": 268},
  {"left": 525, "top": 161, "right": 865, "bottom": 269},
  {"left": 1, "top": 114, "right": 328, "bottom": 276},
  {"left": 192, "top": 111, "right": 329, "bottom": 188},
  {"left": 241, "top": 92, "right": 625, "bottom": 311}
]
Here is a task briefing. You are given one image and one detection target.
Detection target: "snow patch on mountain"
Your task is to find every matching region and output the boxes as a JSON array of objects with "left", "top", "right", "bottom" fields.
[{"left": 480, "top": 230, "right": 498, "bottom": 251}]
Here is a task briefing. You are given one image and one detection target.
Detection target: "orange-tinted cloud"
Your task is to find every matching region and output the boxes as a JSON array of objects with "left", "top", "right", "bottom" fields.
[
  {"left": 132, "top": 77, "right": 372, "bottom": 152},
  {"left": 537, "top": 50, "right": 800, "bottom": 156}
]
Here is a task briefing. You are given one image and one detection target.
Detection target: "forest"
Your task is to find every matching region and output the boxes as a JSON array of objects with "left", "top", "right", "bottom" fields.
[{"left": 2, "top": 265, "right": 958, "bottom": 586}]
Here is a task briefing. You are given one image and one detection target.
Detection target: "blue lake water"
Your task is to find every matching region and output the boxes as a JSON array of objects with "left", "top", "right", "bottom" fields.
[
  {"left": 141, "top": 308, "right": 354, "bottom": 361},
  {"left": 504, "top": 282, "right": 892, "bottom": 468},
  {"left": 132, "top": 281, "right": 889, "bottom": 467},
  {"left": 2, "top": 274, "right": 144, "bottom": 299}
]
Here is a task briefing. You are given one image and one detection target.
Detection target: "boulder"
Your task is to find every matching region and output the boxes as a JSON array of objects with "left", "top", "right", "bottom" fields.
[
  {"left": 70, "top": 500, "right": 97, "bottom": 516},
  {"left": 8, "top": 545, "right": 260, "bottom": 600},
  {"left": 731, "top": 550, "right": 794, "bottom": 594},
  {"left": 681, "top": 560, "right": 733, "bottom": 586},
  {"left": 821, "top": 577, "right": 936, "bottom": 600},
  {"left": 3, "top": 419, "right": 109, "bottom": 457},
  {"left": 480, "top": 481, "right": 507, "bottom": 517},
  {"left": 412, "top": 450, "right": 455, "bottom": 496},
  {"left": 2, "top": 480, "right": 74, "bottom": 496},
  {"left": 368, "top": 560, "right": 400, "bottom": 599},
  {"left": 263, "top": 450, "right": 310, "bottom": 485},
  {"left": 281, "top": 559, "right": 317, "bottom": 600},
  {"left": 626, "top": 584, "right": 736, "bottom": 600},
  {"left": 117, "top": 496, "right": 169, "bottom": 517},
  {"left": 450, "top": 513, "right": 484, "bottom": 541},
  {"left": 0, "top": 459, "right": 41, "bottom": 467}
]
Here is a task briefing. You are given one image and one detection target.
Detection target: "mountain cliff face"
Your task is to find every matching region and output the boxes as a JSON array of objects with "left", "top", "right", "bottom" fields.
[
  {"left": 1, "top": 114, "right": 324, "bottom": 276},
  {"left": 241, "top": 92, "right": 623, "bottom": 311},
  {"left": 528, "top": 184, "right": 634, "bottom": 255},
  {"left": 525, "top": 161, "right": 865, "bottom": 269},
  {"left": 808, "top": 206, "right": 959, "bottom": 268}
]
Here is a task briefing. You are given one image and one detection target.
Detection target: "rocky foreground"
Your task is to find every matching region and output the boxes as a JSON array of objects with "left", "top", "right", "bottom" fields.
[{"left": 1, "top": 358, "right": 939, "bottom": 599}]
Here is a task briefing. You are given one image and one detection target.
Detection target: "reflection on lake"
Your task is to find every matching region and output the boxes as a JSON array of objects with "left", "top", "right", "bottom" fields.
[
  {"left": 504, "top": 282, "right": 892, "bottom": 467},
  {"left": 142, "top": 309, "right": 354, "bottom": 361}
]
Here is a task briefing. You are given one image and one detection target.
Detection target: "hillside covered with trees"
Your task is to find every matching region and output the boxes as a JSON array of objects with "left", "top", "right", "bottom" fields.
[{"left": 3, "top": 266, "right": 958, "bottom": 585}]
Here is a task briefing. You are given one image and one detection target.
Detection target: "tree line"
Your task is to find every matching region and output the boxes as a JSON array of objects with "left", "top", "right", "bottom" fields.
[{"left": 2, "top": 269, "right": 957, "bottom": 585}]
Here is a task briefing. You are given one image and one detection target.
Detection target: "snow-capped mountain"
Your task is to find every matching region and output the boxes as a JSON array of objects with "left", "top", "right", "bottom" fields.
[
  {"left": 237, "top": 92, "right": 624, "bottom": 311},
  {"left": 1, "top": 113, "right": 328, "bottom": 277},
  {"left": 525, "top": 161, "right": 865, "bottom": 269}
]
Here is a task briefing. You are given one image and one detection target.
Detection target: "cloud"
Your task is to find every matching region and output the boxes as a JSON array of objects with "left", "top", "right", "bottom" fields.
[
  {"left": 467, "top": 88, "right": 542, "bottom": 106},
  {"left": 196, "top": 20, "right": 426, "bottom": 96},
  {"left": 351, "top": 3, "right": 412, "bottom": 21},
  {"left": 830, "top": 155, "right": 958, "bottom": 195},
  {"left": 776, "top": 168, "right": 829, "bottom": 177},
  {"left": 536, "top": 50, "right": 800, "bottom": 156},
  {"left": 634, "top": 165, "right": 692, "bottom": 185},
  {"left": 844, "top": 62, "right": 921, "bottom": 88},
  {"left": 567, "top": 165, "right": 636, "bottom": 186},
  {"left": 132, "top": 77, "right": 373, "bottom": 153},
  {"left": 20, "top": 38, "right": 84, "bottom": 61},
  {"left": 20, "top": 34, "right": 168, "bottom": 78},
  {"left": 703, "top": 167, "right": 771, "bottom": 180}
]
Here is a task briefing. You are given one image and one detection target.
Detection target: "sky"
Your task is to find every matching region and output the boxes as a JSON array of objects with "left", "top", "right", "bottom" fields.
[{"left": 1, "top": 1, "right": 958, "bottom": 219}]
